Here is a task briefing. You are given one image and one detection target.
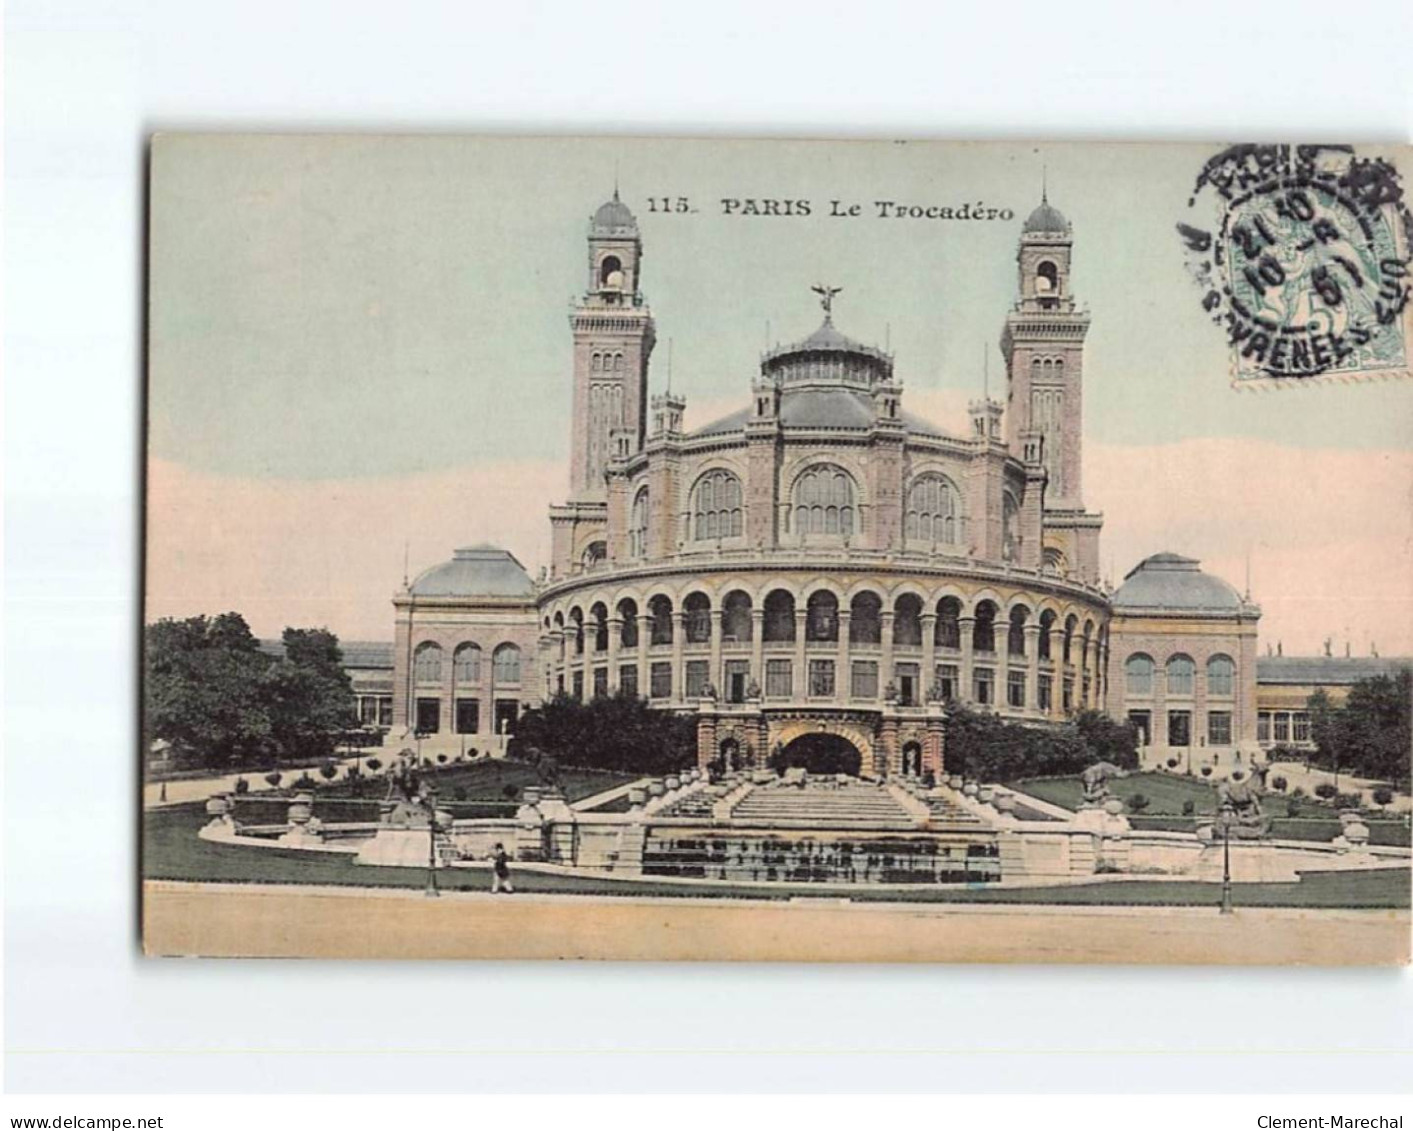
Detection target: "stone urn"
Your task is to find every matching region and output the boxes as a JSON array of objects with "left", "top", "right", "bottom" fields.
[
  {"left": 948, "top": 775, "right": 964, "bottom": 790},
  {"left": 977, "top": 786, "right": 995, "bottom": 804},
  {"left": 648, "top": 780, "right": 666, "bottom": 798},
  {"left": 962, "top": 781, "right": 979, "bottom": 798},
  {"left": 1103, "top": 798, "right": 1125, "bottom": 817},
  {"left": 1339, "top": 810, "right": 1371, "bottom": 848},
  {"left": 287, "top": 791, "right": 314, "bottom": 826},
  {"left": 205, "top": 794, "right": 231, "bottom": 819},
  {"left": 627, "top": 787, "right": 648, "bottom": 809},
  {"left": 665, "top": 776, "right": 681, "bottom": 792},
  {"left": 523, "top": 786, "right": 542, "bottom": 807},
  {"left": 994, "top": 792, "right": 1016, "bottom": 814}
]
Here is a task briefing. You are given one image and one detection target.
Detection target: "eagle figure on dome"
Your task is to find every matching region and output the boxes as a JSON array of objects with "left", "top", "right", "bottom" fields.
[{"left": 811, "top": 283, "right": 842, "bottom": 317}]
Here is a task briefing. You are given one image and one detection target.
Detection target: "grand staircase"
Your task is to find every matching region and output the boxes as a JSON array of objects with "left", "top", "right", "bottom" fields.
[{"left": 728, "top": 780, "right": 918, "bottom": 830}]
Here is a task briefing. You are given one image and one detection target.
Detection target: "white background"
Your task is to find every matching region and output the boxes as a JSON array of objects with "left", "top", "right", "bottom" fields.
[{"left": 5, "top": 0, "right": 1413, "bottom": 1096}]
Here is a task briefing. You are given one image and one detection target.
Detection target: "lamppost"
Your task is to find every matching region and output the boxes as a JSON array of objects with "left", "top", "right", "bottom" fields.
[
  {"left": 1219, "top": 801, "right": 1235, "bottom": 916},
  {"left": 424, "top": 784, "right": 441, "bottom": 899}
]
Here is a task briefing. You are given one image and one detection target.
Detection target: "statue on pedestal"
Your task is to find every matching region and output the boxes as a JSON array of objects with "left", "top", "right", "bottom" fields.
[
  {"left": 1079, "top": 761, "right": 1129, "bottom": 808},
  {"left": 1213, "top": 774, "right": 1270, "bottom": 839}
]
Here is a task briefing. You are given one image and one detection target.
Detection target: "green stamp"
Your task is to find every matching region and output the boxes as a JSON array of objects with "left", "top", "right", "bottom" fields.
[{"left": 1177, "top": 144, "right": 1412, "bottom": 384}]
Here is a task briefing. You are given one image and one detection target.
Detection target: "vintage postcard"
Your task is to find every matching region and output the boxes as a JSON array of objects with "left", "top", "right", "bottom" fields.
[{"left": 143, "top": 136, "right": 1412, "bottom": 963}]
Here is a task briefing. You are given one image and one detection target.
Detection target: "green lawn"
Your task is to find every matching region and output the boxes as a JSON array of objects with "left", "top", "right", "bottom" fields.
[
  {"left": 143, "top": 804, "right": 1410, "bottom": 909},
  {"left": 307, "top": 759, "right": 637, "bottom": 804},
  {"left": 1012, "top": 772, "right": 1359, "bottom": 818}
]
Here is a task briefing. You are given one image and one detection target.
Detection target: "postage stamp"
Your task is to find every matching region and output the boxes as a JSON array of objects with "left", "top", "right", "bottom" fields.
[{"left": 1177, "top": 144, "right": 1413, "bottom": 387}]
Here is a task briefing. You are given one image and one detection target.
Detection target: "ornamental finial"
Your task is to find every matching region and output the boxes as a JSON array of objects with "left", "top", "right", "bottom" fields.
[{"left": 810, "top": 283, "right": 842, "bottom": 317}]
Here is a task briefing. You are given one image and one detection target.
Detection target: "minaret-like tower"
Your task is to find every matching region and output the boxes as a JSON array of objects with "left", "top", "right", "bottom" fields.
[
  {"left": 1001, "top": 191, "right": 1090, "bottom": 511},
  {"left": 569, "top": 191, "right": 656, "bottom": 500}
]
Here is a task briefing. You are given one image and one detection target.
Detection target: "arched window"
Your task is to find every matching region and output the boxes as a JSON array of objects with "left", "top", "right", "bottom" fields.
[
  {"left": 1166, "top": 654, "right": 1195, "bottom": 696},
  {"left": 905, "top": 474, "right": 961, "bottom": 544},
  {"left": 629, "top": 487, "right": 649, "bottom": 559},
  {"left": 599, "top": 255, "right": 622, "bottom": 287},
  {"left": 935, "top": 596, "right": 961, "bottom": 649},
  {"left": 684, "top": 592, "right": 711, "bottom": 643},
  {"left": 453, "top": 643, "right": 481, "bottom": 683},
  {"left": 1207, "top": 654, "right": 1235, "bottom": 696},
  {"left": 617, "top": 598, "right": 639, "bottom": 649},
  {"left": 762, "top": 590, "right": 796, "bottom": 643},
  {"left": 722, "top": 590, "right": 753, "bottom": 643},
  {"left": 648, "top": 595, "right": 674, "bottom": 646},
  {"left": 850, "top": 592, "right": 882, "bottom": 645},
  {"left": 894, "top": 594, "right": 923, "bottom": 647},
  {"left": 1042, "top": 546, "right": 1065, "bottom": 575},
  {"left": 692, "top": 469, "right": 743, "bottom": 540},
  {"left": 1125, "top": 654, "right": 1154, "bottom": 696},
  {"left": 590, "top": 602, "right": 609, "bottom": 653},
  {"left": 1008, "top": 606, "right": 1030, "bottom": 657},
  {"left": 791, "top": 464, "right": 856, "bottom": 537},
  {"left": 582, "top": 541, "right": 607, "bottom": 568},
  {"left": 414, "top": 643, "right": 443, "bottom": 683},
  {"left": 973, "top": 601, "right": 998, "bottom": 653},
  {"left": 1038, "top": 609, "right": 1056, "bottom": 660},
  {"left": 493, "top": 644, "right": 522, "bottom": 684},
  {"left": 1002, "top": 494, "right": 1020, "bottom": 562},
  {"left": 1036, "top": 261, "right": 1059, "bottom": 293},
  {"left": 568, "top": 608, "right": 584, "bottom": 656},
  {"left": 805, "top": 591, "right": 839, "bottom": 642}
]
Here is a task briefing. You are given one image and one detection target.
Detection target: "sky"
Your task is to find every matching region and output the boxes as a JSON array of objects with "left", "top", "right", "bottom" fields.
[{"left": 146, "top": 135, "right": 1413, "bottom": 654}]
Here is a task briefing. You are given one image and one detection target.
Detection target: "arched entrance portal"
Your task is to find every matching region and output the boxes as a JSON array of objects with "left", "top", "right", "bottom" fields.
[{"left": 778, "top": 733, "right": 863, "bottom": 776}]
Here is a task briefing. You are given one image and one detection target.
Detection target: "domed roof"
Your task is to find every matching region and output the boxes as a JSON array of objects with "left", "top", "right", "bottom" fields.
[
  {"left": 409, "top": 544, "right": 536, "bottom": 599},
  {"left": 1112, "top": 553, "right": 1247, "bottom": 614},
  {"left": 797, "top": 317, "right": 865, "bottom": 352},
  {"left": 689, "top": 390, "right": 951, "bottom": 439},
  {"left": 591, "top": 192, "right": 638, "bottom": 236},
  {"left": 1022, "top": 198, "right": 1069, "bottom": 234}
]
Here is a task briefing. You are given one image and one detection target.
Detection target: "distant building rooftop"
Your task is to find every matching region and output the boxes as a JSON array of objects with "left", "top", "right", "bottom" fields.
[
  {"left": 1255, "top": 656, "right": 1411, "bottom": 686},
  {"left": 408, "top": 543, "right": 536, "bottom": 599}
]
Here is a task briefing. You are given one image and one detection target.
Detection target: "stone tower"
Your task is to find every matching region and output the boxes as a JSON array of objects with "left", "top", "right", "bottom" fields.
[
  {"left": 1001, "top": 192, "right": 1090, "bottom": 512},
  {"left": 569, "top": 191, "right": 656, "bottom": 500}
]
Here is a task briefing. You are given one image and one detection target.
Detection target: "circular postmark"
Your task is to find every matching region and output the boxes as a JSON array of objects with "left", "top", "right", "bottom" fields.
[{"left": 1178, "top": 144, "right": 1411, "bottom": 381}]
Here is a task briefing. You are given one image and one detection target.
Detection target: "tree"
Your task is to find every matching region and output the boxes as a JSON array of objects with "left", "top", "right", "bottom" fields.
[
  {"left": 1314, "top": 782, "right": 1337, "bottom": 801},
  {"left": 263, "top": 628, "right": 358, "bottom": 764},
  {"left": 1073, "top": 710, "right": 1140, "bottom": 769},
  {"left": 1372, "top": 787, "right": 1394, "bottom": 811},
  {"left": 144, "top": 613, "right": 274, "bottom": 768},
  {"left": 510, "top": 691, "right": 695, "bottom": 776}
]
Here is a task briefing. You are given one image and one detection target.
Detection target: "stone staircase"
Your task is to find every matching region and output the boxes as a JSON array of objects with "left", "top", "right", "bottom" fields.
[{"left": 727, "top": 781, "right": 918, "bottom": 829}]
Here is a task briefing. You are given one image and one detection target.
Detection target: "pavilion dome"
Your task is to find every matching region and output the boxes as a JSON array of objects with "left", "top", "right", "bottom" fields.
[
  {"left": 409, "top": 544, "right": 536, "bottom": 598},
  {"left": 1111, "top": 552, "right": 1246, "bottom": 613},
  {"left": 591, "top": 193, "right": 638, "bottom": 236},
  {"left": 1022, "top": 198, "right": 1069, "bottom": 234}
]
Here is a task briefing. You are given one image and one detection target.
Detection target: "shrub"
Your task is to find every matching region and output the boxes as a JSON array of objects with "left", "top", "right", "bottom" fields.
[
  {"left": 1166, "top": 757, "right": 1179, "bottom": 769},
  {"left": 1372, "top": 787, "right": 1395, "bottom": 810},
  {"left": 1271, "top": 775, "right": 1288, "bottom": 792},
  {"left": 319, "top": 760, "right": 338, "bottom": 781},
  {"left": 1181, "top": 800, "right": 1195, "bottom": 816},
  {"left": 1127, "top": 793, "right": 1151, "bottom": 813},
  {"left": 1334, "top": 792, "right": 1361, "bottom": 810},
  {"left": 366, "top": 758, "right": 382, "bottom": 773},
  {"left": 1231, "top": 770, "right": 1245, "bottom": 782},
  {"left": 1314, "top": 782, "right": 1338, "bottom": 801},
  {"left": 1200, "top": 766, "right": 1213, "bottom": 778},
  {"left": 453, "top": 786, "right": 468, "bottom": 802},
  {"left": 294, "top": 773, "right": 317, "bottom": 790},
  {"left": 233, "top": 777, "right": 250, "bottom": 794},
  {"left": 1287, "top": 799, "right": 1301, "bottom": 818},
  {"left": 263, "top": 771, "right": 282, "bottom": 789},
  {"left": 437, "top": 753, "right": 448, "bottom": 765},
  {"left": 501, "top": 784, "right": 520, "bottom": 801},
  {"left": 1291, "top": 785, "right": 1305, "bottom": 799},
  {"left": 345, "top": 765, "right": 362, "bottom": 780}
]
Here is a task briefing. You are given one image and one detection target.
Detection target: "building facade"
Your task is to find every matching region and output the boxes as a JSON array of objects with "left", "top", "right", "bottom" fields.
[{"left": 388, "top": 191, "right": 1276, "bottom": 773}]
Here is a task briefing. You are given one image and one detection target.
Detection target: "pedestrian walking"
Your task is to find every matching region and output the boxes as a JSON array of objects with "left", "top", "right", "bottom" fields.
[{"left": 491, "top": 842, "right": 514, "bottom": 894}]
